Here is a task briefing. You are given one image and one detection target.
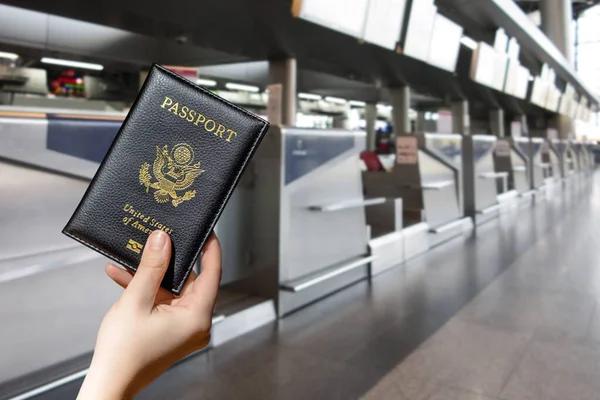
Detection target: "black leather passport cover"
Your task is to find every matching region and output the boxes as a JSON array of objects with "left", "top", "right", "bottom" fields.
[{"left": 63, "top": 64, "right": 269, "bottom": 294}]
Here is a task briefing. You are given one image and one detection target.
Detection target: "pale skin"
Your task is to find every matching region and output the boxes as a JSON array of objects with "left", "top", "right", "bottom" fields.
[{"left": 77, "top": 230, "right": 222, "bottom": 399}]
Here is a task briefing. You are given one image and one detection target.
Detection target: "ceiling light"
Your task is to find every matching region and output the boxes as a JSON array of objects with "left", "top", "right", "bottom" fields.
[
  {"left": 197, "top": 78, "right": 217, "bottom": 87},
  {"left": 377, "top": 104, "right": 392, "bottom": 111},
  {"left": 41, "top": 57, "right": 104, "bottom": 71},
  {"left": 225, "top": 82, "right": 260, "bottom": 92},
  {"left": 0, "top": 51, "right": 19, "bottom": 60},
  {"left": 325, "top": 96, "right": 347, "bottom": 104},
  {"left": 298, "top": 93, "right": 322, "bottom": 100},
  {"left": 460, "top": 36, "right": 478, "bottom": 50},
  {"left": 349, "top": 100, "right": 366, "bottom": 107}
]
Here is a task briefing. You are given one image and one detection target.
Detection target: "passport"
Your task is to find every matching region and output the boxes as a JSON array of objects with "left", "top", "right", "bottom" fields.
[{"left": 63, "top": 64, "right": 269, "bottom": 294}]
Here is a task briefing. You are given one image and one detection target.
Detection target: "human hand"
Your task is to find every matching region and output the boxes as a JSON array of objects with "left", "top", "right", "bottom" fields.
[{"left": 77, "top": 230, "right": 222, "bottom": 400}]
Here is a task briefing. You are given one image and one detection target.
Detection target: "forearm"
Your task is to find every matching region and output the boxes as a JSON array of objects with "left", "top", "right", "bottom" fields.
[
  {"left": 77, "top": 362, "right": 135, "bottom": 400},
  {"left": 76, "top": 231, "right": 221, "bottom": 399}
]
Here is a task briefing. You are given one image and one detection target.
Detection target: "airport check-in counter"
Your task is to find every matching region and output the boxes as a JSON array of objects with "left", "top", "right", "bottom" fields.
[
  {"left": 541, "top": 139, "right": 561, "bottom": 180},
  {"left": 1, "top": 106, "right": 593, "bottom": 390},
  {"left": 571, "top": 142, "right": 584, "bottom": 173},
  {"left": 0, "top": 107, "right": 124, "bottom": 179},
  {"left": 469, "top": 135, "right": 503, "bottom": 222},
  {"left": 465, "top": 134, "right": 530, "bottom": 225},
  {"left": 493, "top": 137, "right": 529, "bottom": 195},
  {"left": 572, "top": 142, "right": 594, "bottom": 174},
  {"left": 0, "top": 108, "right": 125, "bottom": 385},
  {"left": 0, "top": 109, "right": 383, "bottom": 386},
  {"left": 515, "top": 137, "right": 546, "bottom": 190},
  {"left": 586, "top": 144, "right": 596, "bottom": 171},
  {"left": 422, "top": 133, "right": 465, "bottom": 226},
  {"left": 551, "top": 139, "right": 566, "bottom": 178},
  {"left": 564, "top": 141, "right": 593, "bottom": 196},
  {"left": 538, "top": 138, "right": 562, "bottom": 198},
  {"left": 554, "top": 139, "right": 577, "bottom": 178},
  {"left": 583, "top": 144, "right": 594, "bottom": 172},
  {"left": 363, "top": 132, "right": 472, "bottom": 274},
  {"left": 565, "top": 142, "right": 579, "bottom": 174},
  {"left": 545, "top": 139, "right": 593, "bottom": 197},
  {"left": 570, "top": 143, "right": 595, "bottom": 199},
  {"left": 248, "top": 126, "right": 376, "bottom": 316},
  {"left": 0, "top": 107, "right": 280, "bottom": 385}
]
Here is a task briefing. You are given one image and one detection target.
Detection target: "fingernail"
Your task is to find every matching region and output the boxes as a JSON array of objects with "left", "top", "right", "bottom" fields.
[{"left": 148, "top": 230, "right": 167, "bottom": 250}]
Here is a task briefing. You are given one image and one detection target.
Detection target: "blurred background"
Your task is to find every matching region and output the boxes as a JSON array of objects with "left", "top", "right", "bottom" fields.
[{"left": 1, "top": 0, "right": 600, "bottom": 399}]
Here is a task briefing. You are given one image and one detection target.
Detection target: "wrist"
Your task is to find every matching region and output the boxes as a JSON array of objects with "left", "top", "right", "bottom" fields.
[{"left": 77, "top": 360, "right": 135, "bottom": 400}]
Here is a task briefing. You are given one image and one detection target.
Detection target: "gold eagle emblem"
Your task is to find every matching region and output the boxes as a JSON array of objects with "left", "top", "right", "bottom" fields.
[{"left": 139, "top": 143, "right": 204, "bottom": 207}]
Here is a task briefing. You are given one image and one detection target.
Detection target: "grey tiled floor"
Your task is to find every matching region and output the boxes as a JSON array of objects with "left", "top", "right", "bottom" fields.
[
  {"left": 36, "top": 176, "right": 598, "bottom": 400},
  {"left": 364, "top": 180, "right": 600, "bottom": 399}
]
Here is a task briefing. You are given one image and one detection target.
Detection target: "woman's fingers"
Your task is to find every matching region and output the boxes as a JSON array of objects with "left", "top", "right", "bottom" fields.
[
  {"left": 105, "top": 264, "right": 134, "bottom": 289},
  {"left": 107, "top": 231, "right": 214, "bottom": 312},
  {"left": 121, "top": 231, "right": 172, "bottom": 311},
  {"left": 185, "top": 233, "right": 222, "bottom": 313},
  {"left": 179, "top": 270, "right": 198, "bottom": 296},
  {"left": 107, "top": 265, "right": 197, "bottom": 299}
]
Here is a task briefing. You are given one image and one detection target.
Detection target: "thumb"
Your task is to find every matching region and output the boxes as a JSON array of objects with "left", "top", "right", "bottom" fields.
[{"left": 122, "top": 230, "right": 171, "bottom": 311}]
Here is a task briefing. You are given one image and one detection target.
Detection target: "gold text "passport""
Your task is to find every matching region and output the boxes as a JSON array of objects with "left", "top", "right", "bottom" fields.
[{"left": 160, "top": 96, "right": 238, "bottom": 142}]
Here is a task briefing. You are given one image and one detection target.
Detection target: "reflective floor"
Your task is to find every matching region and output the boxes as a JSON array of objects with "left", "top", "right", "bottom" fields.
[
  {"left": 0, "top": 162, "right": 89, "bottom": 261},
  {"left": 31, "top": 177, "right": 597, "bottom": 399},
  {"left": 365, "top": 184, "right": 600, "bottom": 399},
  {"left": 0, "top": 162, "right": 118, "bottom": 385}
]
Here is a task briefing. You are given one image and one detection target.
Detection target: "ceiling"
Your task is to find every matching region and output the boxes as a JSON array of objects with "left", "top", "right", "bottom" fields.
[
  {"left": 515, "top": 0, "right": 600, "bottom": 17},
  {"left": 0, "top": 0, "right": 466, "bottom": 106},
  {"left": 0, "top": 0, "right": 592, "bottom": 115}
]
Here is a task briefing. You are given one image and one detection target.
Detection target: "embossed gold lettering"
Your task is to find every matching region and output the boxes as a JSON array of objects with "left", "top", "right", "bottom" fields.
[
  {"left": 215, "top": 124, "right": 226, "bottom": 138},
  {"left": 160, "top": 95, "right": 240, "bottom": 142},
  {"left": 205, "top": 119, "right": 216, "bottom": 132},
  {"left": 132, "top": 220, "right": 152, "bottom": 235},
  {"left": 122, "top": 203, "right": 175, "bottom": 234},
  {"left": 226, "top": 129, "right": 238, "bottom": 142},
  {"left": 149, "top": 218, "right": 174, "bottom": 234},
  {"left": 194, "top": 113, "right": 206, "bottom": 126},
  {"left": 179, "top": 105, "right": 189, "bottom": 119},
  {"left": 160, "top": 96, "right": 173, "bottom": 108},
  {"left": 168, "top": 102, "right": 179, "bottom": 114},
  {"left": 124, "top": 204, "right": 145, "bottom": 219}
]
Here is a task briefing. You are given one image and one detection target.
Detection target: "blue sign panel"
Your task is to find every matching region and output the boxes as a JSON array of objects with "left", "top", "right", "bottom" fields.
[
  {"left": 473, "top": 140, "right": 495, "bottom": 162},
  {"left": 284, "top": 132, "right": 355, "bottom": 185},
  {"left": 426, "top": 136, "right": 462, "bottom": 166},
  {"left": 46, "top": 115, "right": 122, "bottom": 163},
  {"left": 531, "top": 141, "right": 543, "bottom": 156},
  {"left": 515, "top": 139, "right": 530, "bottom": 157}
]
